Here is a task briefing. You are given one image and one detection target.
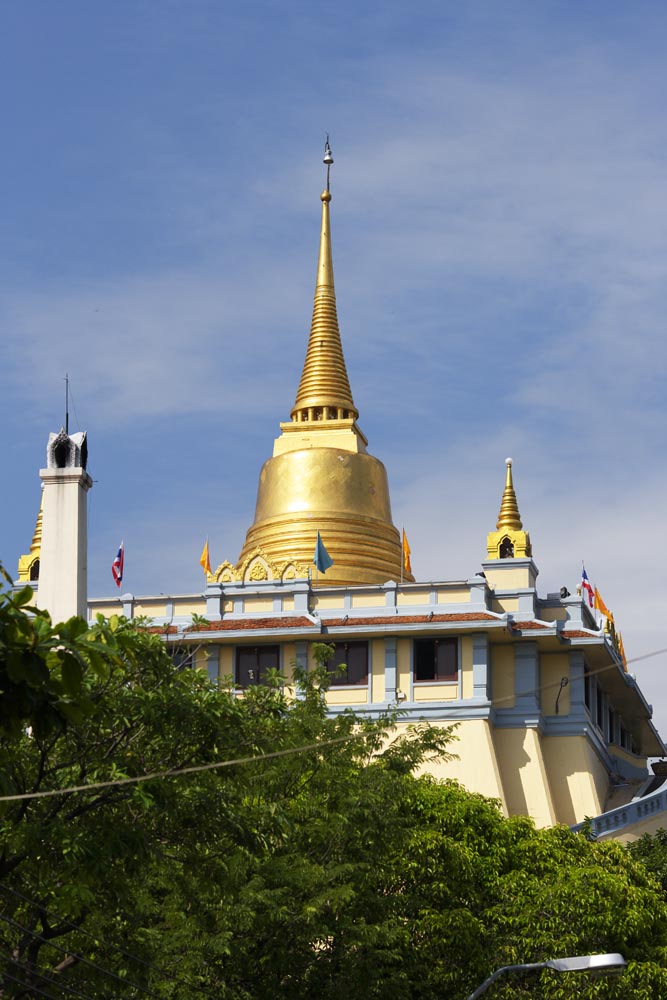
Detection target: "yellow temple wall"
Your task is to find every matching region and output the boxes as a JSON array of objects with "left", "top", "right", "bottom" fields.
[
  {"left": 436, "top": 588, "right": 470, "bottom": 604},
  {"left": 413, "top": 683, "right": 458, "bottom": 702},
  {"left": 540, "top": 653, "right": 570, "bottom": 716},
  {"left": 282, "top": 642, "right": 297, "bottom": 683},
  {"left": 326, "top": 688, "right": 368, "bottom": 706},
  {"left": 491, "top": 597, "right": 519, "bottom": 614},
  {"left": 492, "top": 645, "right": 515, "bottom": 709},
  {"left": 91, "top": 603, "right": 121, "bottom": 618},
  {"left": 396, "top": 590, "right": 432, "bottom": 607},
  {"left": 539, "top": 606, "right": 568, "bottom": 622},
  {"left": 541, "top": 735, "right": 608, "bottom": 826},
  {"left": 493, "top": 727, "right": 557, "bottom": 828},
  {"left": 392, "top": 718, "right": 507, "bottom": 810},
  {"left": 396, "top": 638, "right": 411, "bottom": 694},
  {"left": 219, "top": 646, "right": 234, "bottom": 684},
  {"left": 370, "top": 638, "right": 385, "bottom": 701},
  {"left": 243, "top": 597, "right": 275, "bottom": 613},
  {"left": 460, "top": 637, "right": 473, "bottom": 699},
  {"left": 484, "top": 566, "right": 532, "bottom": 590}
]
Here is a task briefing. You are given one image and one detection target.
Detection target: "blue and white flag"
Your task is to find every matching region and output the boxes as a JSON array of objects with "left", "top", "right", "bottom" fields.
[{"left": 313, "top": 531, "right": 334, "bottom": 574}]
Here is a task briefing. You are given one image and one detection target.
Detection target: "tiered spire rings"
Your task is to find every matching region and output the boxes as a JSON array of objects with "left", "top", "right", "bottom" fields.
[
  {"left": 487, "top": 458, "right": 532, "bottom": 560},
  {"left": 496, "top": 458, "right": 523, "bottom": 530},
  {"left": 291, "top": 140, "right": 358, "bottom": 425}
]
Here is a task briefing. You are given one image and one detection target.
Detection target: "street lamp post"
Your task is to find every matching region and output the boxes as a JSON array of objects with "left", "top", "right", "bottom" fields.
[{"left": 466, "top": 953, "right": 627, "bottom": 999}]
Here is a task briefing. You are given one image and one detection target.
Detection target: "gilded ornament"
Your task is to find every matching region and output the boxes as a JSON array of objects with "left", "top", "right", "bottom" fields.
[{"left": 249, "top": 561, "right": 269, "bottom": 581}]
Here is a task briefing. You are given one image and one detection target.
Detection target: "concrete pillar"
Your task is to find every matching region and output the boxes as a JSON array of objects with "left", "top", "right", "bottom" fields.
[{"left": 38, "top": 429, "right": 92, "bottom": 623}]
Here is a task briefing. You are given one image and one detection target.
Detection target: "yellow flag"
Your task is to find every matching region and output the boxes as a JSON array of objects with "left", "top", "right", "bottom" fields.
[
  {"left": 594, "top": 587, "right": 613, "bottom": 622},
  {"left": 402, "top": 528, "right": 412, "bottom": 575},
  {"left": 618, "top": 632, "right": 628, "bottom": 671},
  {"left": 199, "top": 538, "right": 211, "bottom": 575}
]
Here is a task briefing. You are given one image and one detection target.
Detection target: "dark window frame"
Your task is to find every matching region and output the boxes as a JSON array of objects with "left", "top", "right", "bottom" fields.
[
  {"left": 414, "top": 637, "right": 458, "bottom": 683},
  {"left": 235, "top": 644, "right": 280, "bottom": 687},
  {"left": 325, "top": 641, "right": 369, "bottom": 687}
]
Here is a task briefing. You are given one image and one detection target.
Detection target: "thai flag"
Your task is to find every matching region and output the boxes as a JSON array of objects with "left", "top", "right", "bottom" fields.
[
  {"left": 581, "top": 565, "right": 594, "bottom": 607},
  {"left": 112, "top": 542, "right": 124, "bottom": 589}
]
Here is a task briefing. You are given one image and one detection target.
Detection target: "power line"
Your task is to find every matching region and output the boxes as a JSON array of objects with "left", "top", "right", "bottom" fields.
[
  {"left": 2, "top": 967, "right": 64, "bottom": 1000},
  {"left": 0, "top": 946, "right": 106, "bottom": 1000},
  {"left": 495, "top": 645, "right": 667, "bottom": 709},
  {"left": 0, "top": 731, "right": 365, "bottom": 803},
  {"left": 0, "top": 912, "right": 163, "bottom": 1000},
  {"left": 1, "top": 644, "right": 666, "bottom": 805},
  {"left": 0, "top": 883, "right": 217, "bottom": 1000}
]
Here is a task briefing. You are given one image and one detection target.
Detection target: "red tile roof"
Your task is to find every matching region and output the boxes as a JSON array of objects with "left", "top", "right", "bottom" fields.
[
  {"left": 325, "top": 612, "right": 498, "bottom": 627},
  {"left": 562, "top": 629, "right": 599, "bottom": 639},
  {"left": 187, "top": 616, "right": 315, "bottom": 632},
  {"left": 511, "top": 621, "right": 550, "bottom": 631}
]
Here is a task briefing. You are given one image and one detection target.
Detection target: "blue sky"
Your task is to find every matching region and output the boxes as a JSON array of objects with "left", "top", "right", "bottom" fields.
[{"left": 2, "top": 2, "right": 667, "bottom": 732}]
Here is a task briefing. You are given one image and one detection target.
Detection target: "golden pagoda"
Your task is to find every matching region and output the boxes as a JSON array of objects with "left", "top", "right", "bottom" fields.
[
  {"left": 234, "top": 142, "right": 410, "bottom": 586},
  {"left": 486, "top": 457, "right": 532, "bottom": 559}
]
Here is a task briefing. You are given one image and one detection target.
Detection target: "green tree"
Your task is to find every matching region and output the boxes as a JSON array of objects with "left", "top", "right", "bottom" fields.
[
  {"left": 627, "top": 828, "right": 667, "bottom": 895},
  {"left": 2, "top": 579, "right": 667, "bottom": 999}
]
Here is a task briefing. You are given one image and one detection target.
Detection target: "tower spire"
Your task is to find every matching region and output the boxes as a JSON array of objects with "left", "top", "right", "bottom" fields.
[
  {"left": 235, "top": 144, "right": 409, "bottom": 586},
  {"left": 496, "top": 457, "right": 523, "bottom": 530},
  {"left": 486, "top": 458, "right": 532, "bottom": 560},
  {"left": 290, "top": 139, "right": 358, "bottom": 424}
]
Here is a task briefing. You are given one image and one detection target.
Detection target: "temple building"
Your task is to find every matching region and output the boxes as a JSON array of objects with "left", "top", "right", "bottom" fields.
[{"left": 17, "top": 147, "right": 666, "bottom": 841}]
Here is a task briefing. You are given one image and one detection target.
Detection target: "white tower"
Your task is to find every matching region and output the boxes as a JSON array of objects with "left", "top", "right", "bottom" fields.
[{"left": 38, "top": 429, "right": 93, "bottom": 623}]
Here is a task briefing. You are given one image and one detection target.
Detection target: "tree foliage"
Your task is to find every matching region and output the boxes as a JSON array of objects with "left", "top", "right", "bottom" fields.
[
  {"left": 2, "top": 572, "right": 667, "bottom": 998},
  {"left": 627, "top": 828, "right": 667, "bottom": 895}
]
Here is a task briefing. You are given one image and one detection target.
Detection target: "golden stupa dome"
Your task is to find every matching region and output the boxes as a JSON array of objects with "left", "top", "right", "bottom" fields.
[{"left": 236, "top": 145, "right": 410, "bottom": 586}]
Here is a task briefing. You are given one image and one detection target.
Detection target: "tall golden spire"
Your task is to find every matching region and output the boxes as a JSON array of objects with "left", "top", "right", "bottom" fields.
[
  {"left": 487, "top": 458, "right": 532, "bottom": 560},
  {"left": 291, "top": 140, "right": 358, "bottom": 424},
  {"left": 496, "top": 457, "right": 523, "bottom": 530},
  {"left": 233, "top": 141, "right": 410, "bottom": 586}
]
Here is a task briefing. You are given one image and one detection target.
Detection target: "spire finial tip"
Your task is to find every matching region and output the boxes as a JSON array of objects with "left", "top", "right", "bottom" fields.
[{"left": 323, "top": 135, "right": 333, "bottom": 192}]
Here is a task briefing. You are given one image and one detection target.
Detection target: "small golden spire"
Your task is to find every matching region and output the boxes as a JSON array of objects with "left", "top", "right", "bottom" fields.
[
  {"left": 290, "top": 139, "right": 358, "bottom": 424},
  {"left": 30, "top": 492, "right": 44, "bottom": 553},
  {"left": 17, "top": 488, "right": 44, "bottom": 582},
  {"left": 496, "top": 457, "right": 523, "bottom": 530},
  {"left": 486, "top": 458, "right": 532, "bottom": 560}
]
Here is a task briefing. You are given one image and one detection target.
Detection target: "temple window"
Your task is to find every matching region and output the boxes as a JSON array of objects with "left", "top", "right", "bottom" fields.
[
  {"left": 414, "top": 638, "right": 458, "bottom": 682},
  {"left": 29, "top": 559, "right": 40, "bottom": 581},
  {"left": 235, "top": 644, "right": 280, "bottom": 686},
  {"left": 172, "top": 646, "right": 195, "bottom": 670},
  {"left": 324, "top": 641, "right": 368, "bottom": 686},
  {"left": 499, "top": 536, "right": 514, "bottom": 558}
]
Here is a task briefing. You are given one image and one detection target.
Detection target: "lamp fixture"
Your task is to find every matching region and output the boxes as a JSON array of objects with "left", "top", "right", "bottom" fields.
[{"left": 466, "top": 953, "right": 626, "bottom": 999}]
